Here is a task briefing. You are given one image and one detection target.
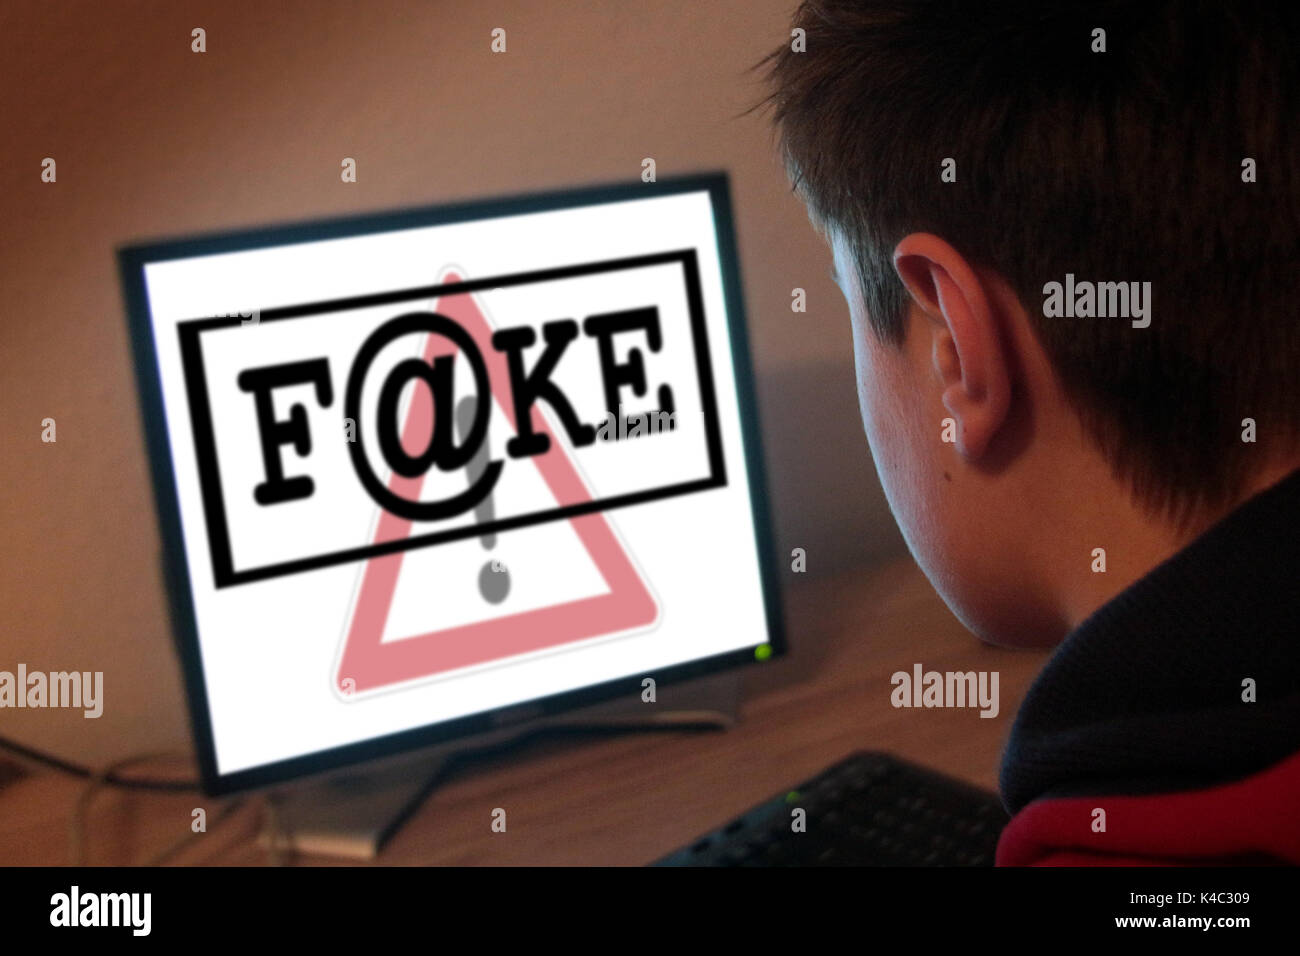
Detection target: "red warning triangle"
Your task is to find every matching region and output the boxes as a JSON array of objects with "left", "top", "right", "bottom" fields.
[{"left": 335, "top": 271, "right": 658, "bottom": 695}]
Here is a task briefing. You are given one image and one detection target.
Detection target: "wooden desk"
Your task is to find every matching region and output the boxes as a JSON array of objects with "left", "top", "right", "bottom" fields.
[{"left": 0, "top": 557, "right": 1051, "bottom": 865}]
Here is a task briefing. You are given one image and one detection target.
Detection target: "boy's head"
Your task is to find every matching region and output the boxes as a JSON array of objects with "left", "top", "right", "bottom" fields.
[{"left": 761, "top": 1, "right": 1300, "bottom": 647}]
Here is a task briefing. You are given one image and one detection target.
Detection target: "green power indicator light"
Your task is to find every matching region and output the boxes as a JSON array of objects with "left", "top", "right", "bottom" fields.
[
  {"left": 785, "top": 790, "right": 800, "bottom": 803},
  {"left": 755, "top": 644, "right": 772, "bottom": 661}
]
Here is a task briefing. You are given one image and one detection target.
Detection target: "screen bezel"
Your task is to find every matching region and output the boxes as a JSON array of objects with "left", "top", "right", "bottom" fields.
[{"left": 118, "top": 172, "right": 786, "bottom": 796}]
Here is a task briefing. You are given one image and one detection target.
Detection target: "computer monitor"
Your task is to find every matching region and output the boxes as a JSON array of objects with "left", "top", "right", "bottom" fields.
[{"left": 119, "top": 173, "right": 784, "bottom": 795}]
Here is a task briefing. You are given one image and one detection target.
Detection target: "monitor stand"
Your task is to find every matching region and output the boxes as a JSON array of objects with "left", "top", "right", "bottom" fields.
[{"left": 258, "top": 670, "right": 741, "bottom": 860}]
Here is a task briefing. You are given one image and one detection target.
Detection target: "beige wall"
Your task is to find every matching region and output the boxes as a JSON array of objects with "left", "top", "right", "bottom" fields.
[{"left": 0, "top": 0, "right": 904, "bottom": 765}]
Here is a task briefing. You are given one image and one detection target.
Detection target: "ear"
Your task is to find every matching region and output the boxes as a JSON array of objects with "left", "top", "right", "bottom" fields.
[{"left": 892, "top": 233, "right": 1012, "bottom": 460}]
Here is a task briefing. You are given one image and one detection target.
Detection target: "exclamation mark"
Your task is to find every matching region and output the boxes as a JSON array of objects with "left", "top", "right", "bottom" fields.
[{"left": 457, "top": 396, "right": 510, "bottom": 604}]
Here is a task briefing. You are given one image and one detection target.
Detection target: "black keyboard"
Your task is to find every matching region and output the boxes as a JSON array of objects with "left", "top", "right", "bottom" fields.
[{"left": 653, "top": 751, "right": 1009, "bottom": 866}]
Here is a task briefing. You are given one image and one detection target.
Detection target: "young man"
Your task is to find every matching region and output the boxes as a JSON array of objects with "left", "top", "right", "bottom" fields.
[{"left": 761, "top": 0, "right": 1300, "bottom": 864}]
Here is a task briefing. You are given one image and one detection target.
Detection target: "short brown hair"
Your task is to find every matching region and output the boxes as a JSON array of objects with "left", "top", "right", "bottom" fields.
[{"left": 759, "top": 0, "right": 1300, "bottom": 521}]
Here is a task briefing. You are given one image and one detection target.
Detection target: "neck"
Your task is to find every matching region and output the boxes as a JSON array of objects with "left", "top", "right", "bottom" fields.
[{"left": 1055, "top": 456, "right": 1300, "bottom": 633}]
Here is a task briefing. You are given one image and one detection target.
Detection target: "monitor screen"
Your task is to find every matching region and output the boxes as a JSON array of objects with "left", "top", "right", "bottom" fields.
[{"left": 120, "top": 174, "right": 783, "bottom": 793}]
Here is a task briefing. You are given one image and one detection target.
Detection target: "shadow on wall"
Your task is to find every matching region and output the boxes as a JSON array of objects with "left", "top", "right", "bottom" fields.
[{"left": 753, "top": 359, "right": 906, "bottom": 581}]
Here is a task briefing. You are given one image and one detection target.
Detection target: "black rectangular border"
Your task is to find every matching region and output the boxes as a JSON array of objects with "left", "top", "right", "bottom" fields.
[
  {"left": 118, "top": 172, "right": 787, "bottom": 796},
  {"left": 179, "top": 250, "right": 726, "bottom": 588}
]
